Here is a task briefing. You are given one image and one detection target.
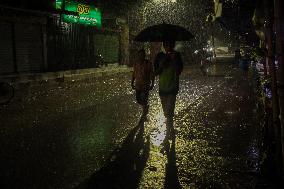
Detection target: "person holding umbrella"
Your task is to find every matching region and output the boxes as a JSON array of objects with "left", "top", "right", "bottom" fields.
[
  {"left": 154, "top": 41, "right": 183, "bottom": 137},
  {"left": 134, "top": 23, "right": 193, "bottom": 139}
]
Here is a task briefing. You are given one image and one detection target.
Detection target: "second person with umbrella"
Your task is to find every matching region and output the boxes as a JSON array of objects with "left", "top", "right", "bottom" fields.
[
  {"left": 154, "top": 41, "right": 183, "bottom": 139},
  {"left": 134, "top": 23, "right": 193, "bottom": 140}
]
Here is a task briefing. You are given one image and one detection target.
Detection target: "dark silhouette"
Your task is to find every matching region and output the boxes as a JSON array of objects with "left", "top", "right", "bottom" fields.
[
  {"left": 154, "top": 41, "right": 183, "bottom": 137},
  {"left": 76, "top": 116, "right": 150, "bottom": 189},
  {"left": 131, "top": 49, "right": 154, "bottom": 116},
  {"left": 164, "top": 131, "right": 182, "bottom": 189}
]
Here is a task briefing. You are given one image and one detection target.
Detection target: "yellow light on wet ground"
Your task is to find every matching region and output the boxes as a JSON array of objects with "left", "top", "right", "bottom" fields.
[{"left": 149, "top": 110, "right": 167, "bottom": 147}]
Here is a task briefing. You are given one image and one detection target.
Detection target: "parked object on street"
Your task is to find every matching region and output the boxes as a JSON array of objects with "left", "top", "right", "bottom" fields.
[{"left": 95, "top": 54, "right": 107, "bottom": 67}]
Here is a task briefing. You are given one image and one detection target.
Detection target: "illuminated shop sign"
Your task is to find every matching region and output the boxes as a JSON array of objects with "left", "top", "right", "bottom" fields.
[{"left": 55, "top": 0, "right": 102, "bottom": 28}]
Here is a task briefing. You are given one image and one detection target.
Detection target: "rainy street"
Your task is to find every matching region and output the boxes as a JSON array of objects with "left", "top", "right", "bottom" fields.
[
  {"left": 1, "top": 0, "right": 284, "bottom": 188},
  {"left": 0, "top": 58, "right": 266, "bottom": 189}
]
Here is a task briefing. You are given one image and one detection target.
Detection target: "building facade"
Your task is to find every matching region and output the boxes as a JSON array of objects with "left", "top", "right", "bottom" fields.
[{"left": 0, "top": 0, "right": 129, "bottom": 75}]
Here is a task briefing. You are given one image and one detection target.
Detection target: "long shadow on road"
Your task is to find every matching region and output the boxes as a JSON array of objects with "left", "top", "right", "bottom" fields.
[
  {"left": 76, "top": 116, "right": 150, "bottom": 189},
  {"left": 164, "top": 133, "right": 182, "bottom": 189}
]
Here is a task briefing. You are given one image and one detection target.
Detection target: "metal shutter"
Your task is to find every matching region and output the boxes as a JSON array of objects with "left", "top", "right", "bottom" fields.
[
  {"left": 94, "top": 34, "right": 105, "bottom": 59},
  {"left": 0, "top": 22, "right": 14, "bottom": 74},
  {"left": 94, "top": 34, "right": 119, "bottom": 64},
  {"left": 15, "top": 23, "right": 43, "bottom": 72}
]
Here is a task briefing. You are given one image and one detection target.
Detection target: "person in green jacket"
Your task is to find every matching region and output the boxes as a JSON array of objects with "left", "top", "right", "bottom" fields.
[{"left": 154, "top": 41, "right": 183, "bottom": 138}]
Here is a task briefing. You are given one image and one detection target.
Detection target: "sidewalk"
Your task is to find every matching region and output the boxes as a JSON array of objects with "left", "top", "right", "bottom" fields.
[
  {"left": 0, "top": 64, "right": 132, "bottom": 84},
  {"left": 0, "top": 63, "right": 203, "bottom": 85}
]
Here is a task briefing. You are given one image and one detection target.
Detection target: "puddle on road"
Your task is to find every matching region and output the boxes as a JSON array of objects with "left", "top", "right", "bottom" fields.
[
  {"left": 149, "top": 109, "right": 167, "bottom": 147},
  {"left": 0, "top": 71, "right": 261, "bottom": 188},
  {"left": 137, "top": 73, "right": 260, "bottom": 188}
]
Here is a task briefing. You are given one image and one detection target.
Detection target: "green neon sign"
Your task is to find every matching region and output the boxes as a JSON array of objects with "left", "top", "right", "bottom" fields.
[{"left": 55, "top": 0, "right": 102, "bottom": 28}]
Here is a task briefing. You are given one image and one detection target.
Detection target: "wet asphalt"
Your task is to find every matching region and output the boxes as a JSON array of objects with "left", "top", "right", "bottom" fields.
[{"left": 0, "top": 59, "right": 266, "bottom": 189}]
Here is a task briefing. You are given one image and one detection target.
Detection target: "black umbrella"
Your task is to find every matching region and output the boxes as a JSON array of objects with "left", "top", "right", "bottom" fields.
[{"left": 134, "top": 23, "right": 194, "bottom": 42}]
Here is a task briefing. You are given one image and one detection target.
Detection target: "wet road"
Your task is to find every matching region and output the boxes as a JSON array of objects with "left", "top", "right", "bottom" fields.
[{"left": 0, "top": 61, "right": 261, "bottom": 188}]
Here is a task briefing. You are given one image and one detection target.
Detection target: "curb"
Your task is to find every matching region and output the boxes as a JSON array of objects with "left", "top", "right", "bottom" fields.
[
  {"left": 0, "top": 65, "right": 133, "bottom": 84},
  {"left": 0, "top": 64, "right": 201, "bottom": 84}
]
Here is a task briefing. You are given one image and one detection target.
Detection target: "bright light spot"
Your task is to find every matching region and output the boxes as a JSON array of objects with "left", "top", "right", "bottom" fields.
[
  {"left": 206, "top": 47, "right": 213, "bottom": 52},
  {"left": 150, "top": 110, "right": 166, "bottom": 146},
  {"left": 153, "top": 0, "right": 176, "bottom": 3},
  {"left": 225, "top": 111, "right": 235, "bottom": 114}
]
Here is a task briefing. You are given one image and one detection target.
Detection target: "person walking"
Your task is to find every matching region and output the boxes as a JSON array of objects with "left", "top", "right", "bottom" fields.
[
  {"left": 154, "top": 41, "right": 183, "bottom": 138},
  {"left": 131, "top": 49, "right": 155, "bottom": 116}
]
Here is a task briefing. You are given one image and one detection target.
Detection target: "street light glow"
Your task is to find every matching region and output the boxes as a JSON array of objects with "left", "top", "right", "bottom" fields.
[{"left": 154, "top": 0, "right": 177, "bottom": 3}]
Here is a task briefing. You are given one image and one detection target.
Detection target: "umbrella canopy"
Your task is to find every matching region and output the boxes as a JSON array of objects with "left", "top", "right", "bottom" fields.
[{"left": 134, "top": 23, "right": 194, "bottom": 42}]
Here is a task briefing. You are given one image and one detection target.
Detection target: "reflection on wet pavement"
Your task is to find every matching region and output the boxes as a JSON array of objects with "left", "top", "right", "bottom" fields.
[
  {"left": 77, "top": 116, "right": 150, "bottom": 189},
  {"left": 0, "top": 63, "right": 261, "bottom": 188}
]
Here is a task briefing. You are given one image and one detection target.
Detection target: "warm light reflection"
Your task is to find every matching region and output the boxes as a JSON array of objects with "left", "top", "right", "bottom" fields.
[
  {"left": 153, "top": 0, "right": 177, "bottom": 3},
  {"left": 150, "top": 110, "right": 167, "bottom": 146}
]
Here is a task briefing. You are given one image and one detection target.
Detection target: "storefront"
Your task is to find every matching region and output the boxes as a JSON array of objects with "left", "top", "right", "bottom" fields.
[
  {"left": 55, "top": 0, "right": 102, "bottom": 28},
  {"left": 53, "top": 0, "right": 120, "bottom": 69},
  {"left": 0, "top": 15, "right": 46, "bottom": 75},
  {"left": 0, "top": 1, "right": 127, "bottom": 75}
]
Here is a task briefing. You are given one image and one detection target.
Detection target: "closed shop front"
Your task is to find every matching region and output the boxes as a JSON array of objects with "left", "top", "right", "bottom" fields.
[
  {"left": 0, "top": 18, "right": 45, "bottom": 75},
  {"left": 94, "top": 34, "right": 119, "bottom": 64},
  {"left": 0, "top": 22, "right": 14, "bottom": 74},
  {"left": 15, "top": 23, "right": 43, "bottom": 72}
]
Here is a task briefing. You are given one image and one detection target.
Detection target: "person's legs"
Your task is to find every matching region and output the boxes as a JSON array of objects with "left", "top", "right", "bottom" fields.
[
  {"left": 136, "top": 90, "right": 149, "bottom": 118},
  {"left": 166, "top": 95, "right": 176, "bottom": 137},
  {"left": 136, "top": 90, "right": 142, "bottom": 104},
  {"left": 160, "top": 94, "right": 176, "bottom": 138},
  {"left": 160, "top": 95, "right": 168, "bottom": 118},
  {"left": 160, "top": 95, "right": 176, "bottom": 119},
  {"left": 141, "top": 90, "right": 150, "bottom": 116},
  {"left": 168, "top": 95, "right": 176, "bottom": 116}
]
